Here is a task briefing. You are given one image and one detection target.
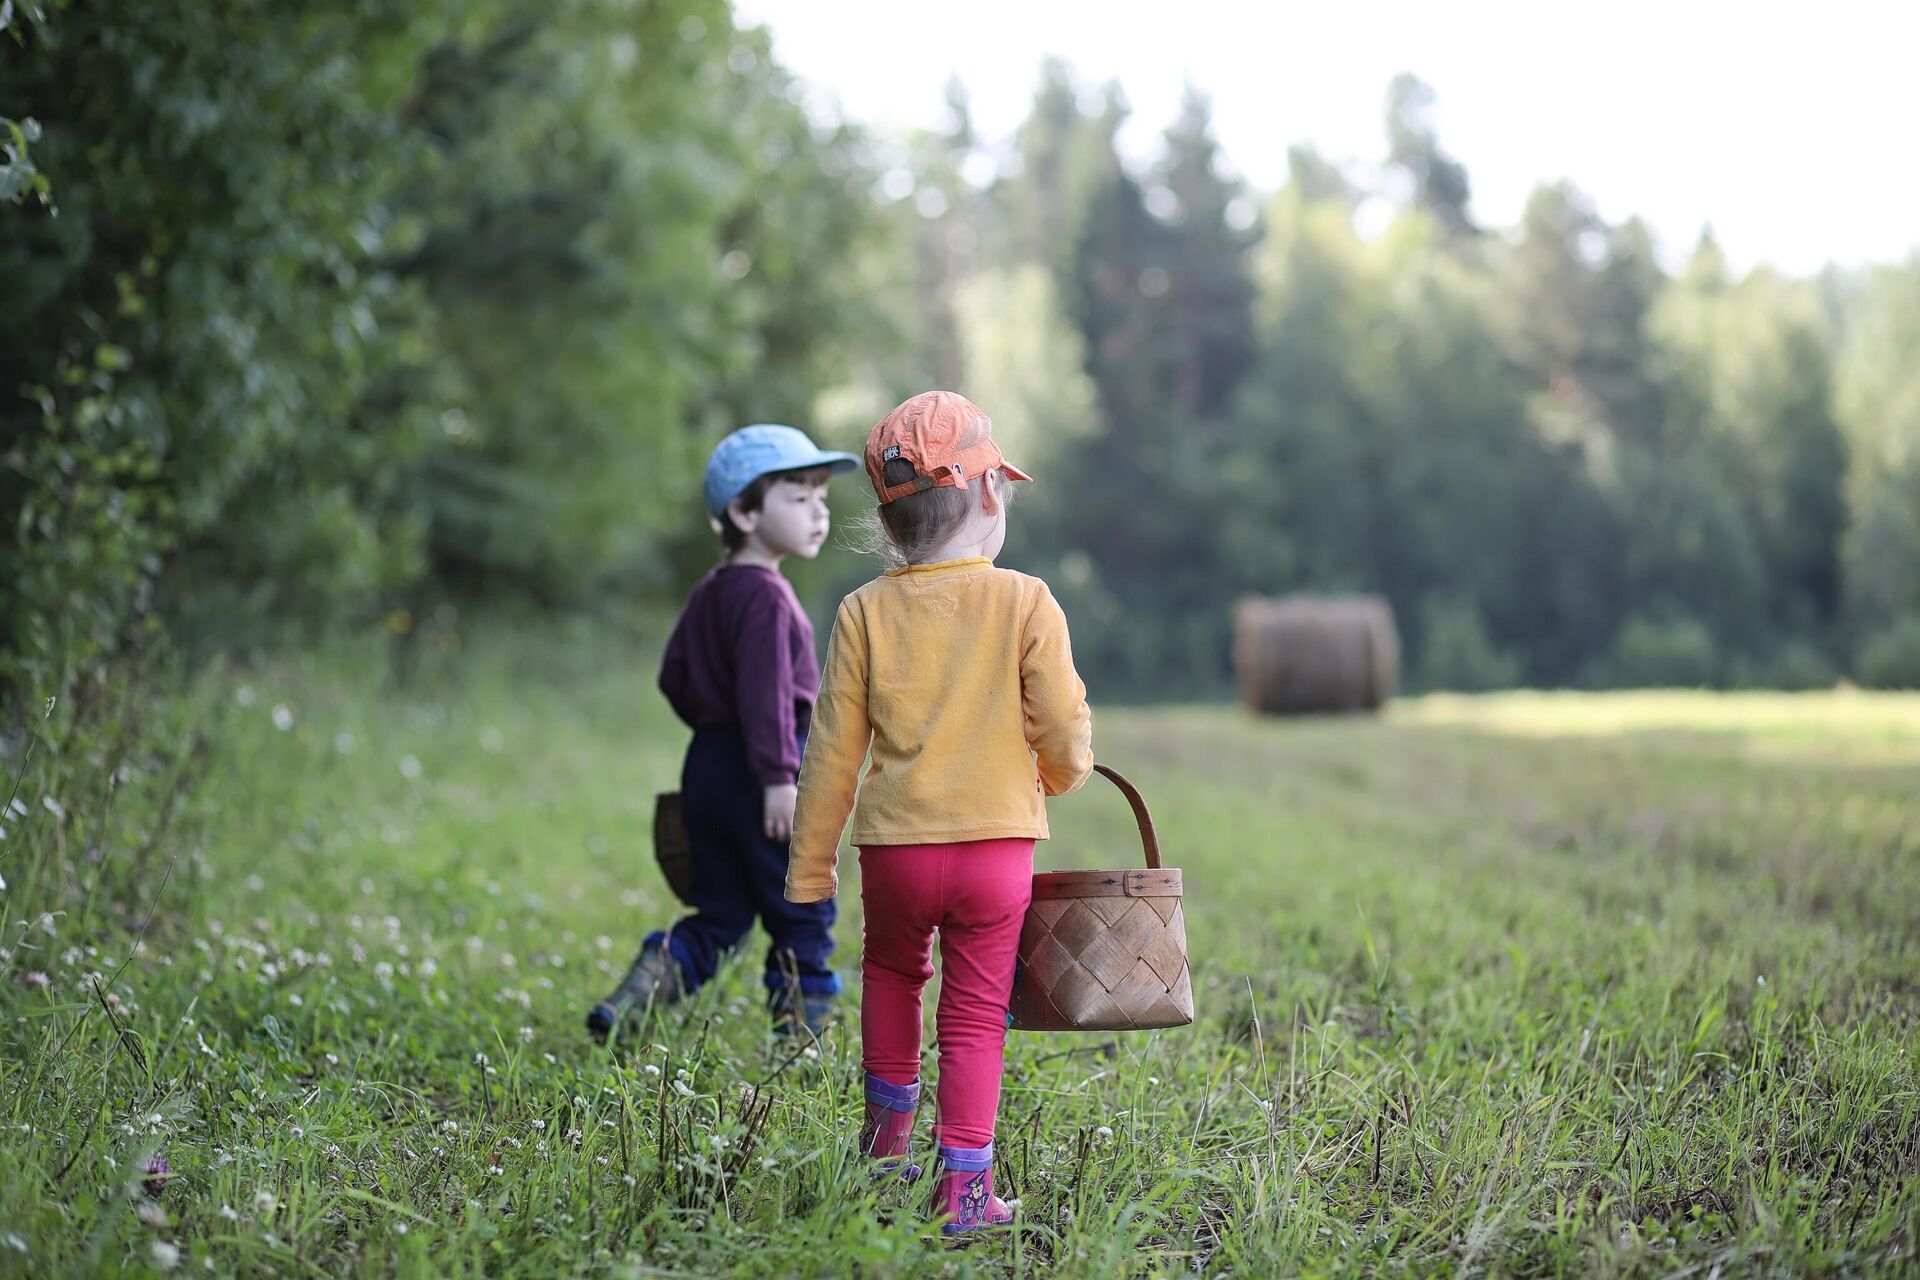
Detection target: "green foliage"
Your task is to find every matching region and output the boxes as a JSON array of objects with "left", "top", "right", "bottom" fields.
[
  {"left": 1414, "top": 596, "right": 1522, "bottom": 692},
  {"left": 1599, "top": 615, "right": 1721, "bottom": 688},
  {"left": 0, "top": 0, "right": 875, "bottom": 708},
  {"left": 1855, "top": 615, "right": 1920, "bottom": 689}
]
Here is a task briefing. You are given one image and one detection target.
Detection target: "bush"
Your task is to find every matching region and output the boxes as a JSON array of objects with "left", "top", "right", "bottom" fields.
[
  {"left": 1601, "top": 615, "right": 1721, "bottom": 688},
  {"left": 1414, "top": 596, "right": 1522, "bottom": 692},
  {"left": 1856, "top": 616, "right": 1920, "bottom": 689}
]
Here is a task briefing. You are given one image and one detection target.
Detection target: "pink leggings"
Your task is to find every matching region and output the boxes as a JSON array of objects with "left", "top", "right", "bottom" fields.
[{"left": 859, "top": 838, "right": 1035, "bottom": 1149}]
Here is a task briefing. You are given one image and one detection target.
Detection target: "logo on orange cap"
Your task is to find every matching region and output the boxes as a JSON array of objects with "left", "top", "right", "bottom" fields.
[{"left": 865, "top": 391, "right": 1033, "bottom": 505}]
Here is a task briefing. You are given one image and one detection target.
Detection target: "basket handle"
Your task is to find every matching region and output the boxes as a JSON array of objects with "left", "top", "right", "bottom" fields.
[{"left": 1091, "top": 763, "right": 1162, "bottom": 870}]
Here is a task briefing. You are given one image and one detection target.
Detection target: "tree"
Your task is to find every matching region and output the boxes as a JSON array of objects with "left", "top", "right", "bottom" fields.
[{"left": 1383, "top": 73, "right": 1475, "bottom": 239}]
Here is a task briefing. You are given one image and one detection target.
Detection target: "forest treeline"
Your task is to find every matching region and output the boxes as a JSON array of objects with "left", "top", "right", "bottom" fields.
[{"left": 5, "top": 3, "right": 1918, "bottom": 708}]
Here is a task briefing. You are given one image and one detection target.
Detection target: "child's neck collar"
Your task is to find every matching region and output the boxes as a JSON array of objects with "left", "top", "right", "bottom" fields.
[
  {"left": 725, "top": 548, "right": 784, "bottom": 572},
  {"left": 885, "top": 556, "right": 993, "bottom": 578}
]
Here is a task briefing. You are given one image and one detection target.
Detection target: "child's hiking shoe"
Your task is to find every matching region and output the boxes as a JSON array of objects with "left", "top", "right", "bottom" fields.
[
  {"left": 932, "top": 1142, "right": 1013, "bottom": 1235},
  {"left": 767, "top": 984, "right": 835, "bottom": 1039},
  {"left": 585, "top": 944, "right": 684, "bottom": 1041},
  {"left": 860, "top": 1075, "right": 922, "bottom": 1181}
]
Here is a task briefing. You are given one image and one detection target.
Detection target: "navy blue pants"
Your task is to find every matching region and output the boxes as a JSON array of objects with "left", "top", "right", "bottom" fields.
[{"left": 646, "top": 727, "right": 840, "bottom": 997}]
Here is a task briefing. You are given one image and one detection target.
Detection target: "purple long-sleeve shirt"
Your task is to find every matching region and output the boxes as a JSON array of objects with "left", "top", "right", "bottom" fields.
[{"left": 658, "top": 564, "right": 818, "bottom": 787}]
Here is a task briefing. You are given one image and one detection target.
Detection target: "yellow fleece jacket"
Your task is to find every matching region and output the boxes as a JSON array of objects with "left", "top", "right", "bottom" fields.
[{"left": 785, "top": 557, "right": 1094, "bottom": 902}]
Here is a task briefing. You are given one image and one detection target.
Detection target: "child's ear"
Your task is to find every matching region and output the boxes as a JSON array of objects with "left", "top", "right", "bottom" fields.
[
  {"left": 979, "top": 477, "right": 1001, "bottom": 517},
  {"left": 726, "top": 497, "right": 759, "bottom": 533}
]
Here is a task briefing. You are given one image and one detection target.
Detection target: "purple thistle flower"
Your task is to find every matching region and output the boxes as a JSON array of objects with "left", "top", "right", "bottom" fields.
[{"left": 142, "top": 1155, "right": 170, "bottom": 1198}]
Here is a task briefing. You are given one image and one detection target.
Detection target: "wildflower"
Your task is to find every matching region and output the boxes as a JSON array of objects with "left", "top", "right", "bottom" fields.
[
  {"left": 142, "top": 1155, "right": 170, "bottom": 1196},
  {"left": 518, "top": 1026, "right": 534, "bottom": 1043},
  {"left": 1095, "top": 1126, "right": 1114, "bottom": 1140},
  {"left": 480, "top": 727, "right": 505, "bottom": 752},
  {"left": 271, "top": 705, "right": 294, "bottom": 731},
  {"left": 24, "top": 972, "right": 49, "bottom": 989},
  {"left": 474, "top": 1052, "right": 489, "bottom": 1066},
  {"left": 219, "top": 1205, "right": 238, "bottom": 1222},
  {"left": 399, "top": 755, "right": 422, "bottom": 780},
  {"left": 42, "top": 795, "right": 64, "bottom": 818},
  {"left": 2, "top": 1231, "right": 26, "bottom": 1252},
  {"left": 394, "top": 1223, "right": 409, "bottom": 1235},
  {"left": 137, "top": 1202, "right": 169, "bottom": 1228},
  {"left": 532, "top": 1119, "right": 546, "bottom": 1131},
  {"left": 488, "top": 1165, "right": 503, "bottom": 1176},
  {"left": 255, "top": 1191, "right": 276, "bottom": 1213},
  {"left": 325, "top": 1053, "right": 339, "bottom": 1066},
  {"left": 672, "top": 1080, "right": 696, "bottom": 1098},
  {"left": 235, "top": 686, "right": 256, "bottom": 706},
  {"left": 441, "top": 1120, "right": 458, "bottom": 1134},
  {"left": 643, "top": 1064, "right": 661, "bottom": 1078},
  {"left": 151, "top": 1241, "right": 180, "bottom": 1270},
  {"left": 333, "top": 732, "right": 356, "bottom": 755}
]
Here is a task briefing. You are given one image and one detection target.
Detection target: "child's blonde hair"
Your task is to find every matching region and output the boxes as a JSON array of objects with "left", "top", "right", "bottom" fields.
[{"left": 849, "top": 457, "right": 1016, "bottom": 568}]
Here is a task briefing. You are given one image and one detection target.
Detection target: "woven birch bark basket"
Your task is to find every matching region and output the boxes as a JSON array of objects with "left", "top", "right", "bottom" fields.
[{"left": 1008, "top": 764, "right": 1193, "bottom": 1033}]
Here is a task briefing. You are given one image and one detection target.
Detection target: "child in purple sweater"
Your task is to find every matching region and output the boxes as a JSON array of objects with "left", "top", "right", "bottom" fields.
[{"left": 587, "top": 424, "right": 857, "bottom": 1040}]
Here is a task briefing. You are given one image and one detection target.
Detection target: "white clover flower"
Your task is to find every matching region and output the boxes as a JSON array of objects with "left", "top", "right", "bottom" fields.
[
  {"left": 41, "top": 795, "right": 63, "bottom": 818},
  {"left": 255, "top": 1191, "right": 276, "bottom": 1213},
  {"left": 137, "top": 1202, "right": 168, "bottom": 1228},
  {"left": 672, "top": 1080, "right": 697, "bottom": 1098},
  {"left": 219, "top": 1206, "right": 239, "bottom": 1221},
  {"left": 441, "top": 1120, "right": 458, "bottom": 1134},
  {"left": 642, "top": 1064, "right": 661, "bottom": 1078},
  {"left": 399, "top": 755, "right": 422, "bottom": 780},
  {"left": 532, "top": 1119, "right": 545, "bottom": 1130},
  {"left": 151, "top": 1241, "right": 180, "bottom": 1270},
  {"left": 333, "top": 732, "right": 355, "bottom": 755},
  {"left": 1095, "top": 1126, "right": 1114, "bottom": 1140},
  {"left": 394, "top": 1222, "right": 409, "bottom": 1235},
  {"left": 271, "top": 705, "right": 294, "bottom": 731}
]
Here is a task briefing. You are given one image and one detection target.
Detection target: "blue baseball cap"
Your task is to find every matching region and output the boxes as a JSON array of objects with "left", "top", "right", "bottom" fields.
[{"left": 703, "top": 424, "right": 859, "bottom": 518}]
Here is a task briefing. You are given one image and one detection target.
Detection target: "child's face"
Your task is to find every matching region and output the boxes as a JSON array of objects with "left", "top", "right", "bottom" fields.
[{"left": 747, "top": 476, "right": 832, "bottom": 561}]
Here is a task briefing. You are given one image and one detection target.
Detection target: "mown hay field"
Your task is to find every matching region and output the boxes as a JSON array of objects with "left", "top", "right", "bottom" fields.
[{"left": 3, "top": 633, "right": 1916, "bottom": 1277}]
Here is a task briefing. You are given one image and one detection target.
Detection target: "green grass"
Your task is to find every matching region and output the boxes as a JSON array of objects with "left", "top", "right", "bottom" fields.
[{"left": 3, "top": 631, "right": 1917, "bottom": 1277}]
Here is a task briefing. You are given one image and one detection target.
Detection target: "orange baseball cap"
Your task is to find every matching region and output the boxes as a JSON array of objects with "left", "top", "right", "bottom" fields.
[{"left": 865, "top": 391, "right": 1033, "bottom": 505}]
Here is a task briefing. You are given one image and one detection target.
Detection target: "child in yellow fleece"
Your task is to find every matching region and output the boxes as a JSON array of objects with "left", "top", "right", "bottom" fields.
[{"left": 785, "top": 390, "right": 1094, "bottom": 1235}]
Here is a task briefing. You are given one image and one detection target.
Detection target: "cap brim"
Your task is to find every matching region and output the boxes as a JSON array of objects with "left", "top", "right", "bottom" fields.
[
  {"left": 1000, "top": 458, "right": 1034, "bottom": 483},
  {"left": 808, "top": 451, "right": 861, "bottom": 475}
]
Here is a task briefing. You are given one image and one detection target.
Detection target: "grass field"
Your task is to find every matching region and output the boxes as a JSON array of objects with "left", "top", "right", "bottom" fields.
[{"left": 2, "top": 631, "right": 1917, "bottom": 1277}]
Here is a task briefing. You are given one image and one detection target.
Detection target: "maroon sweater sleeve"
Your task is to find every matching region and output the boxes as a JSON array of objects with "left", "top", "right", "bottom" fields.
[
  {"left": 733, "top": 581, "right": 802, "bottom": 787},
  {"left": 657, "top": 617, "right": 696, "bottom": 725}
]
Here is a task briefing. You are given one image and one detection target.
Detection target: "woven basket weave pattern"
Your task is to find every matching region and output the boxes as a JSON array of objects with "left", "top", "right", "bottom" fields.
[{"left": 1007, "top": 765, "right": 1194, "bottom": 1032}]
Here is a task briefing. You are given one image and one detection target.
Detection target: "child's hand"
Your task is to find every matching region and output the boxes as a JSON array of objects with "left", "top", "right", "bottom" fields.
[{"left": 763, "top": 783, "right": 798, "bottom": 842}]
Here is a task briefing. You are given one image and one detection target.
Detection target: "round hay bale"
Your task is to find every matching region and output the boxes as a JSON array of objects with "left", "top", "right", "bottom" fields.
[{"left": 1234, "top": 594, "right": 1400, "bottom": 715}]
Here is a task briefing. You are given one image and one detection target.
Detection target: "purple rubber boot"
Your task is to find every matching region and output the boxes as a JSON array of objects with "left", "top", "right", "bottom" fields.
[
  {"left": 932, "top": 1141, "right": 1013, "bottom": 1235},
  {"left": 860, "top": 1075, "right": 922, "bottom": 1181}
]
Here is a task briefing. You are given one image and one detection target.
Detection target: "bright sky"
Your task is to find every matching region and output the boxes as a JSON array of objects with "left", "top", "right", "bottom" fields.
[{"left": 736, "top": 0, "right": 1920, "bottom": 275}]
